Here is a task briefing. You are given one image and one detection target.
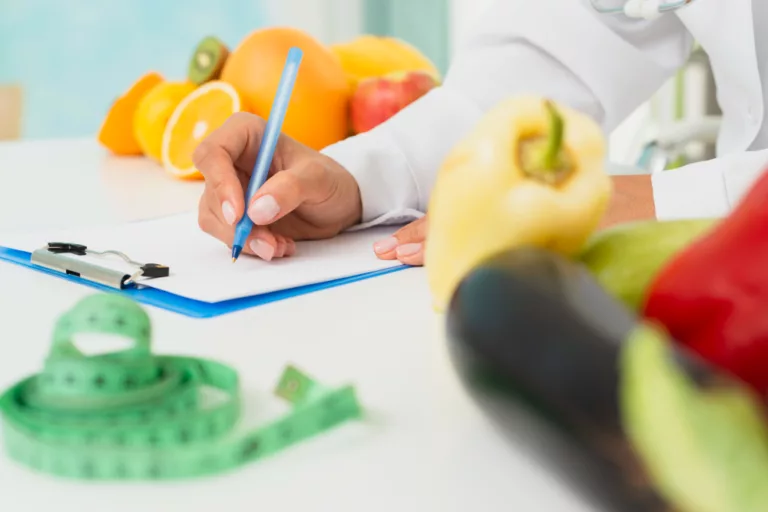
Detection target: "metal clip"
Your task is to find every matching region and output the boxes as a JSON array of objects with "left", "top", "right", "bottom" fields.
[
  {"left": 31, "top": 242, "right": 170, "bottom": 290},
  {"left": 46, "top": 242, "right": 88, "bottom": 255}
]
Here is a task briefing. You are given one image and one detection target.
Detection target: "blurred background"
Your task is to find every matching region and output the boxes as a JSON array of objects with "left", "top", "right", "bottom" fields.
[{"left": 0, "top": 0, "right": 719, "bottom": 168}]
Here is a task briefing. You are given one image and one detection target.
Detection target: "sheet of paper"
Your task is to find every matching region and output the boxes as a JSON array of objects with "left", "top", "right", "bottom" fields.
[{"left": 0, "top": 212, "right": 404, "bottom": 303}]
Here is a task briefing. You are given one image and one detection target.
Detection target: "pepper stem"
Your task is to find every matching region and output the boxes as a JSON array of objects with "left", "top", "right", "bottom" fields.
[
  {"left": 518, "top": 100, "right": 573, "bottom": 185},
  {"left": 542, "top": 101, "right": 563, "bottom": 170}
]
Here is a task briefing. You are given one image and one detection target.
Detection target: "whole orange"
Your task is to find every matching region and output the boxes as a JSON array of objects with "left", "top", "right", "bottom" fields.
[{"left": 221, "top": 27, "right": 351, "bottom": 151}]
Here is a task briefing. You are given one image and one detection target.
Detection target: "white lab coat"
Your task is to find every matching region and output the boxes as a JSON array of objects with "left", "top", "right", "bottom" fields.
[{"left": 321, "top": 0, "right": 768, "bottom": 226}]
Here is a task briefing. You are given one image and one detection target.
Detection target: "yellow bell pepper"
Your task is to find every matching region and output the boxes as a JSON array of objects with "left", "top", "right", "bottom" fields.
[{"left": 425, "top": 95, "right": 612, "bottom": 311}]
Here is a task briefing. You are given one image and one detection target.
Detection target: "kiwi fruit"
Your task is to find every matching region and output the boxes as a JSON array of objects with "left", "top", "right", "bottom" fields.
[{"left": 188, "top": 36, "right": 230, "bottom": 85}]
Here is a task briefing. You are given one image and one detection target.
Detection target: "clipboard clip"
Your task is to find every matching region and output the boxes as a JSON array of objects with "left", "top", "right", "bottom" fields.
[
  {"left": 47, "top": 242, "right": 88, "bottom": 255},
  {"left": 31, "top": 242, "right": 170, "bottom": 290}
]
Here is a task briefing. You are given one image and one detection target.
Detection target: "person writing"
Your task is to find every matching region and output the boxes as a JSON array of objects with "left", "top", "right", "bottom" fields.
[{"left": 194, "top": 0, "right": 768, "bottom": 265}]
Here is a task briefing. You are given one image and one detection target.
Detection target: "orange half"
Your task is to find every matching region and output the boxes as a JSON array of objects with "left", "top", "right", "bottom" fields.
[
  {"left": 98, "top": 71, "right": 163, "bottom": 155},
  {"left": 161, "top": 80, "right": 242, "bottom": 179}
]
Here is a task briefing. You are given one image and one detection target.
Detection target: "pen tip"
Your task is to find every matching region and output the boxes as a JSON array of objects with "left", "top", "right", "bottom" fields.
[{"left": 231, "top": 244, "right": 242, "bottom": 262}]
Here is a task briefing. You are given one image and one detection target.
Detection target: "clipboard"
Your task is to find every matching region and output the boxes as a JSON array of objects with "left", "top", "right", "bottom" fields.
[{"left": 0, "top": 242, "right": 407, "bottom": 319}]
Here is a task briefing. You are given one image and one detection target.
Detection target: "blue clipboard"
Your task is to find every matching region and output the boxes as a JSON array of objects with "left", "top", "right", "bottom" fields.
[{"left": 0, "top": 246, "right": 409, "bottom": 319}]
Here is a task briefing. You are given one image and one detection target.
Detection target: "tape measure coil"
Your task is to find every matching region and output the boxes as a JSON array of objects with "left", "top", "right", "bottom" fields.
[{"left": 0, "top": 294, "right": 362, "bottom": 480}]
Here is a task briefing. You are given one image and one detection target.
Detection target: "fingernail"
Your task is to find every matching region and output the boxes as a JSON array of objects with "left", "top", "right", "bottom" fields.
[
  {"left": 222, "top": 201, "right": 236, "bottom": 225},
  {"left": 248, "top": 195, "right": 280, "bottom": 224},
  {"left": 249, "top": 238, "right": 275, "bottom": 261},
  {"left": 373, "top": 237, "right": 398, "bottom": 254},
  {"left": 396, "top": 243, "right": 422, "bottom": 257}
]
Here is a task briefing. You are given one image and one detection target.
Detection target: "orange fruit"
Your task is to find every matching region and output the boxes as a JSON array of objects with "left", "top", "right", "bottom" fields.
[
  {"left": 133, "top": 80, "right": 197, "bottom": 161},
  {"left": 220, "top": 27, "right": 350, "bottom": 151},
  {"left": 97, "top": 72, "right": 163, "bottom": 155},
  {"left": 161, "top": 80, "right": 242, "bottom": 179}
]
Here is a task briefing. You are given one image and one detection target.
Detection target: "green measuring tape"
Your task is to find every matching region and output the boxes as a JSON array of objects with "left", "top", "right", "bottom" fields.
[{"left": 0, "top": 294, "right": 363, "bottom": 480}]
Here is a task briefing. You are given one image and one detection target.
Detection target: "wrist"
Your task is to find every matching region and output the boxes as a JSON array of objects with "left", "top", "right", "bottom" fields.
[
  {"left": 600, "top": 175, "right": 656, "bottom": 228},
  {"left": 321, "top": 133, "right": 420, "bottom": 226},
  {"left": 322, "top": 154, "right": 363, "bottom": 230}
]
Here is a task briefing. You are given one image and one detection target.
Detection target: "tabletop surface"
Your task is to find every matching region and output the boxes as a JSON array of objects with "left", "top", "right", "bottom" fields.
[{"left": 0, "top": 138, "right": 604, "bottom": 512}]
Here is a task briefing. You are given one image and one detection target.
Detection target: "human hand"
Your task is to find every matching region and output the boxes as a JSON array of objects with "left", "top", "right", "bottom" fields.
[
  {"left": 373, "top": 216, "right": 428, "bottom": 266},
  {"left": 366, "top": 176, "right": 653, "bottom": 267},
  {"left": 194, "top": 112, "right": 363, "bottom": 260}
]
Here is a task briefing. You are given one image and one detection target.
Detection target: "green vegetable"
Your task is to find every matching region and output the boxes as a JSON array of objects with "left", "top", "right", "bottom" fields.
[
  {"left": 577, "top": 218, "right": 716, "bottom": 311},
  {"left": 621, "top": 323, "right": 768, "bottom": 512},
  {"left": 445, "top": 246, "right": 768, "bottom": 512}
]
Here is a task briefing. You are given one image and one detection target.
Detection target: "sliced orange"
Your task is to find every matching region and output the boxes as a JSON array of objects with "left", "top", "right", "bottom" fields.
[
  {"left": 161, "top": 80, "right": 242, "bottom": 180},
  {"left": 97, "top": 71, "right": 164, "bottom": 155},
  {"left": 134, "top": 80, "right": 197, "bottom": 162}
]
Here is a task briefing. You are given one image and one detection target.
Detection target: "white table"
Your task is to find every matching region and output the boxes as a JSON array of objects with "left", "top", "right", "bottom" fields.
[{"left": 0, "top": 138, "right": 604, "bottom": 512}]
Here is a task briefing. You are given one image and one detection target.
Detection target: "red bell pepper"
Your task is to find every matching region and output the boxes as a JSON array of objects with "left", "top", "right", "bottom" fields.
[{"left": 642, "top": 166, "right": 768, "bottom": 395}]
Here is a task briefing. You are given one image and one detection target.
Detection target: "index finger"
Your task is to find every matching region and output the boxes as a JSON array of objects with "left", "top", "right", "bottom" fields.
[{"left": 192, "top": 112, "right": 267, "bottom": 223}]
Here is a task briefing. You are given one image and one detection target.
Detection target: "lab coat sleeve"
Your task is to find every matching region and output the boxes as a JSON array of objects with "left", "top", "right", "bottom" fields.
[
  {"left": 652, "top": 150, "right": 768, "bottom": 220},
  {"left": 321, "top": 0, "right": 693, "bottom": 227}
]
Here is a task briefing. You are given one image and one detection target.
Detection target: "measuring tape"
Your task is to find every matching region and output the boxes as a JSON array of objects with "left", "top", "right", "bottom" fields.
[{"left": 0, "top": 293, "right": 363, "bottom": 480}]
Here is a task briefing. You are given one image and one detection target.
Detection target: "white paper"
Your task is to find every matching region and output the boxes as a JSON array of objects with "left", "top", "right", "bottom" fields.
[{"left": 0, "top": 212, "right": 404, "bottom": 303}]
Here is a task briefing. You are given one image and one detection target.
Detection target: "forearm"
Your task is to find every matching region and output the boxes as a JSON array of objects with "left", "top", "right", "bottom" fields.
[
  {"left": 323, "top": 0, "right": 692, "bottom": 227},
  {"left": 323, "top": 42, "right": 597, "bottom": 226}
]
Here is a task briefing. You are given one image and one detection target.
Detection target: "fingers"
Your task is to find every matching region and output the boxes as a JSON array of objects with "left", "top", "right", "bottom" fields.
[
  {"left": 246, "top": 160, "right": 334, "bottom": 226},
  {"left": 195, "top": 111, "right": 336, "bottom": 233},
  {"left": 193, "top": 112, "right": 267, "bottom": 226},
  {"left": 393, "top": 242, "right": 424, "bottom": 266},
  {"left": 274, "top": 234, "right": 296, "bottom": 258},
  {"left": 246, "top": 230, "right": 296, "bottom": 260},
  {"left": 198, "top": 191, "right": 295, "bottom": 261},
  {"left": 373, "top": 216, "right": 428, "bottom": 266},
  {"left": 242, "top": 230, "right": 296, "bottom": 260}
]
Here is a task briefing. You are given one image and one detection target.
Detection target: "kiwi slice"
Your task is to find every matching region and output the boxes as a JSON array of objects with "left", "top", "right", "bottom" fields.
[{"left": 188, "top": 36, "right": 230, "bottom": 85}]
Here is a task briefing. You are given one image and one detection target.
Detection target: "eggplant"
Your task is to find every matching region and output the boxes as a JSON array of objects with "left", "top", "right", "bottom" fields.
[{"left": 444, "top": 247, "right": 768, "bottom": 512}]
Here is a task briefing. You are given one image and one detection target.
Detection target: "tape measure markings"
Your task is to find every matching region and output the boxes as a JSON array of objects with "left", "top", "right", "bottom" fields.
[{"left": 0, "top": 293, "right": 363, "bottom": 480}]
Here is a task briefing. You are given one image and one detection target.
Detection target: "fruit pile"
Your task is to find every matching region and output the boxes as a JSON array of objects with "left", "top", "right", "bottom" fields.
[
  {"left": 428, "top": 95, "right": 768, "bottom": 512},
  {"left": 97, "top": 28, "right": 439, "bottom": 180}
]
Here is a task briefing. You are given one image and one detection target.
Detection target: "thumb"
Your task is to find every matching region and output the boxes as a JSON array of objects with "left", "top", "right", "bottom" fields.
[
  {"left": 393, "top": 216, "right": 428, "bottom": 266},
  {"left": 393, "top": 215, "right": 428, "bottom": 243},
  {"left": 247, "top": 162, "right": 332, "bottom": 225}
]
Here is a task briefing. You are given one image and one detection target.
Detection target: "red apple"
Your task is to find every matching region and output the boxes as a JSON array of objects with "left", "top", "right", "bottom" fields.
[{"left": 350, "top": 70, "right": 438, "bottom": 134}]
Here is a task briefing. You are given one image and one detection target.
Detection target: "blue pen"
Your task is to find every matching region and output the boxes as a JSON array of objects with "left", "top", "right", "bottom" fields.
[{"left": 231, "top": 47, "right": 303, "bottom": 262}]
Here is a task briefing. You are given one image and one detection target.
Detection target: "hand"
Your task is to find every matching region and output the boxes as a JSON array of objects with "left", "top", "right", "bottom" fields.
[
  {"left": 372, "top": 216, "right": 428, "bottom": 266},
  {"left": 598, "top": 175, "right": 656, "bottom": 229},
  {"left": 194, "top": 112, "right": 362, "bottom": 260},
  {"left": 368, "top": 174, "right": 655, "bottom": 267}
]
